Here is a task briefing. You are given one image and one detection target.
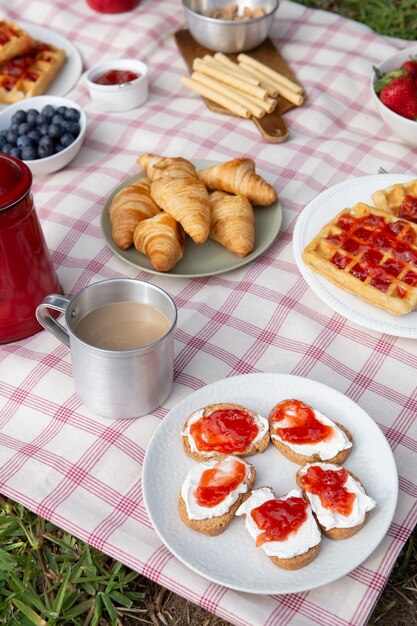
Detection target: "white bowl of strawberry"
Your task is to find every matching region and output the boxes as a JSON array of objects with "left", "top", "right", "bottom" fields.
[{"left": 372, "top": 46, "right": 417, "bottom": 144}]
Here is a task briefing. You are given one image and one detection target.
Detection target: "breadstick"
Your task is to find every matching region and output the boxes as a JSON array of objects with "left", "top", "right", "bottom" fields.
[
  {"left": 181, "top": 76, "right": 250, "bottom": 118},
  {"left": 239, "top": 61, "right": 303, "bottom": 106},
  {"left": 193, "top": 58, "right": 269, "bottom": 101},
  {"left": 243, "top": 92, "right": 277, "bottom": 114},
  {"left": 238, "top": 62, "right": 279, "bottom": 97},
  {"left": 212, "top": 52, "right": 263, "bottom": 85},
  {"left": 203, "top": 54, "right": 260, "bottom": 86},
  {"left": 237, "top": 53, "right": 304, "bottom": 95},
  {"left": 191, "top": 72, "right": 265, "bottom": 118}
]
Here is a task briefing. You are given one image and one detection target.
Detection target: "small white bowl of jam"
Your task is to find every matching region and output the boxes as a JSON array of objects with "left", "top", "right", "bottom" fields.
[{"left": 84, "top": 58, "right": 149, "bottom": 112}]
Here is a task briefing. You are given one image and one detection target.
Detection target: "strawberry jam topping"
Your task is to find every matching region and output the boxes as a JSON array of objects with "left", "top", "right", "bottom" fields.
[
  {"left": 251, "top": 496, "right": 308, "bottom": 545},
  {"left": 328, "top": 211, "right": 417, "bottom": 293},
  {"left": 270, "top": 400, "right": 334, "bottom": 445},
  {"left": 301, "top": 465, "right": 355, "bottom": 516},
  {"left": 398, "top": 195, "right": 417, "bottom": 223},
  {"left": 94, "top": 69, "right": 139, "bottom": 85},
  {"left": 0, "top": 23, "right": 17, "bottom": 45},
  {"left": 190, "top": 408, "right": 259, "bottom": 453},
  {"left": 0, "top": 44, "right": 52, "bottom": 90},
  {"left": 194, "top": 458, "right": 246, "bottom": 508}
]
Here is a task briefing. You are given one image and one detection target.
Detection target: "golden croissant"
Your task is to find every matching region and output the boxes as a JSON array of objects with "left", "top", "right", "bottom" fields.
[
  {"left": 133, "top": 212, "right": 185, "bottom": 272},
  {"left": 198, "top": 158, "right": 277, "bottom": 206},
  {"left": 109, "top": 178, "right": 160, "bottom": 250},
  {"left": 137, "top": 153, "right": 210, "bottom": 244},
  {"left": 210, "top": 191, "right": 255, "bottom": 257}
]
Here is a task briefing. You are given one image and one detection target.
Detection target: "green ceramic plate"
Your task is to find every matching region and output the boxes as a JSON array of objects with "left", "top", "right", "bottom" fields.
[{"left": 101, "top": 159, "right": 282, "bottom": 278}]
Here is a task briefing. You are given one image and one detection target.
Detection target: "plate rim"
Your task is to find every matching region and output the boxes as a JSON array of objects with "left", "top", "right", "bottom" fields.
[
  {"left": 293, "top": 173, "right": 417, "bottom": 338},
  {"left": 101, "top": 159, "right": 282, "bottom": 278},
  {"left": 18, "top": 20, "right": 83, "bottom": 98},
  {"left": 142, "top": 372, "right": 398, "bottom": 595}
]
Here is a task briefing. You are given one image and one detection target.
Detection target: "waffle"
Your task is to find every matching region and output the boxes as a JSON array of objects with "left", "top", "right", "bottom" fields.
[
  {"left": 0, "top": 20, "right": 34, "bottom": 64},
  {"left": 0, "top": 40, "right": 66, "bottom": 104},
  {"left": 302, "top": 203, "right": 417, "bottom": 315},
  {"left": 372, "top": 179, "right": 417, "bottom": 224}
]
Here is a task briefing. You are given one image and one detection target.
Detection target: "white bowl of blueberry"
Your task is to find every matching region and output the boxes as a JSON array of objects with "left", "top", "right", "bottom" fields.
[{"left": 0, "top": 95, "right": 86, "bottom": 176}]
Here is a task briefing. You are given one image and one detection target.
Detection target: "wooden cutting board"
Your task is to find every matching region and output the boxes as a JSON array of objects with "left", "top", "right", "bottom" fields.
[{"left": 175, "top": 29, "right": 304, "bottom": 143}]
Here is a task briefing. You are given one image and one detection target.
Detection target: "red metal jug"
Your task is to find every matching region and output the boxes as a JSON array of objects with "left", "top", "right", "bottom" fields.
[{"left": 0, "top": 155, "right": 61, "bottom": 343}]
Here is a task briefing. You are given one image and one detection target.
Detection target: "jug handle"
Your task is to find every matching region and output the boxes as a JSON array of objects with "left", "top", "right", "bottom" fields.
[{"left": 36, "top": 294, "right": 70, "bottom": 348}]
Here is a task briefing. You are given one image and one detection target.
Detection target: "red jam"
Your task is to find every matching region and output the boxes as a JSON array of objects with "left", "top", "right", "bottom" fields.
[
  {"left": 194, "top": 458, "right": 246, "bottom": 508},
  {"left": 328, "top": 211, "right": 417, "bottom": 293},
  {"left": 189, "top": 408, "right": 259, "bottom": 454},
  {"left": 301, "top": 465, "right": 355, "bottom": 516},
  {"left": 0, "top": 22, "right": 17, "bottom": 45},
  {"left": 269, "top": 399, "right": 333, "bottom": 445},
  {"left": 398, "top": 195, "right": 417, "bottom": 223},
  {"left": 94, "top": 69, "right": 139, "bottom": 85},
  {"left": 0, "top": 44, "right": 52, "bottom": 90},
  {"left": 251, "top": 496, "right": 308, "bottom": 545}
]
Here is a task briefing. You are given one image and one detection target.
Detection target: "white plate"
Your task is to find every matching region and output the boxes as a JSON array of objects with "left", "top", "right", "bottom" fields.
[
  {"left": 142, "top": 373, "right": 398, "bottom": 595},
  {"left": 293, "top": 174, "right": 417, "bottom": 338},
  {"left": 2, "top": 21, "right": 83, "bottom": 105}
]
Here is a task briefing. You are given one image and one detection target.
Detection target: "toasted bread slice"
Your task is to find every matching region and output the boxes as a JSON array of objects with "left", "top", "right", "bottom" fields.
[
  {"left": 269, "top": 399, "right": 353, "bottom": 465},
  {"left": 236, "top": 486, "right": 321, "bottom": 569},
  {"left": 182, "top": 402, "right": 270, "bottom": 461},
  {"left": 295, "top": 463, "right": 375, "bottom": 539},
  {"left": 179, "top": 458, "right": 256, "bottom": 535}
]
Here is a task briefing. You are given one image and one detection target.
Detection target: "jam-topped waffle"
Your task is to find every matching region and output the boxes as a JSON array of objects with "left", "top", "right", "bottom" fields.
[
  {"left": 302, "top": 203, "right": 417, "bottom": 315},
  {"left": 372, "top": 179, "right": 417, "bottom": 224},
  {"left": 0, "top": 20, "right": 34, "bottom": 64},
  {"left": 0, "top": 40, "right": 66, "bottom": 104}
]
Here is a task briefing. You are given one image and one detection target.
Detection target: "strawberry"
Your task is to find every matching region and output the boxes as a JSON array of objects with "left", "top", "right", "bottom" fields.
[
  {"left": 402, "top": 60, "right": 417, "bottom": 78},
  {"left": 379, "top": 75, "right": 417, "bottom": 120}
]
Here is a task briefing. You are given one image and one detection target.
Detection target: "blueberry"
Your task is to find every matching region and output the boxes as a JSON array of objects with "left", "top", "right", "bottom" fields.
[
  {"left": 64, "top": 121, "right": 80, "bottom": 137},
  {"left": 21, "top": 146, "right": 38, "bottom": 160},
  {"left": 11, "top": 110, "right": 27, "bottom": 125},
  {"left": 18, "top": 122, "right": 33, "bottom": 136},
  {"left": 17, "top": 135, "right": 34, "bottom": 148},
  {"left": 6, "top": 130, "right": 18, "bottom": 145},
  {"left": 39, "top": 135, "right": 53, "bottom": 149},
  {"left": 57, "top": 106, "right": 68, "bottom": 116},
  {"left": 27, "top": 129, "right": 41, "bottom": 143},
  {"left": 64, "top": 108, "right": 80, "bottom": 121},
  {"left": 59, "top": 132, "right": 75, "bottom": 148},
  {"left": 26, "top": 109, "right": 39, "bottom": 125},
  {"left": 1, "top": 143, "right": 13, "bottom": 155},
  {"left": 39, "top": 124, "right": 50, "bottom": 136},
  {"left": 35, "top": 113, "right": 47, "bottom": 126},
  {"left": 0, "top": 133, "right": 7, "bottom": 148},
  {"left": 9, "top": 147, "right": 22, "bottom": 159},
  {"left": 52, "top": 114, "right": 65, "bottom": 125},
  {"left": 47, "top": 123, "right": 63, "bottom": 139},
  {"left": 38, "top": 143, "right": 54, "bottom": 158},
  {"left": 42, "top": 104, "right": 55, "bottom": 119},
  {"left": 11, "top": 121, "right": 20, "bottom": 132},
  {"left": 54, "top": 142, "right": 67, "bottom": 153}
]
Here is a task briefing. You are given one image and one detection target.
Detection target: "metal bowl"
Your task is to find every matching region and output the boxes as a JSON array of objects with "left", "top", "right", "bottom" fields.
[{"left": 183, "top": 0, "right": 279, "bottom": 53}]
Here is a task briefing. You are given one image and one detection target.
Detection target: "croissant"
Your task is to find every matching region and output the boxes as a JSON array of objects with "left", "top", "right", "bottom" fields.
[
  {"left": 133, "top": 212, "right": 185, "bottom": 272},
  {"left": 138, "top": 153, "right": 210, "bottom": 244},
  {"left": 198, "top": 158, "right": 277, "bottom": 206},
  {"left": 138, "top": 154, "right": 197, "bottom": 181},
  {"left": 210, "top": 191, "right": 255, "bottom": 257},
  {"left": 109, "top": 178, "right": 160, "bottom": 250}
]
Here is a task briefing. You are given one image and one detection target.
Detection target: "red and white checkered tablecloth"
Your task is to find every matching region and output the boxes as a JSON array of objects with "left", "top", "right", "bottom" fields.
[{"left": 1, "top": 1, "right": 416, "bottom": 624}]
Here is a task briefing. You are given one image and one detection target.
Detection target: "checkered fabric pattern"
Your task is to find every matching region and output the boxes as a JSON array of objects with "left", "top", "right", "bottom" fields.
[{"left": 1, "top": 1, "right": 416, "bottom": 624}]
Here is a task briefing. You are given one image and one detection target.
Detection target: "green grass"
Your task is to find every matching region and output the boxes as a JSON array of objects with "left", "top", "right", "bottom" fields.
[
  {"left": 0, "top": 497, "right": 145, "bottom": 626},
  {"left": 293, "top": 0, "right": 417, "bottom": 39}
]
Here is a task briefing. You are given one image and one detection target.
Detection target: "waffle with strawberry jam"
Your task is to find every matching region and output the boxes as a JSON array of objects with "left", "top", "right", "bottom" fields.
[
  {"left": 302, "top": 203, "right": 417, "bottom": 315},
  {"left": 372, "top": 179, "right": 417, "bottom": 224},
  {"left": 0, "top": 40, "right": 66, "bottom": 104},
  {"left": 0, "top": 20, "right": 34, "bottom": 64}
]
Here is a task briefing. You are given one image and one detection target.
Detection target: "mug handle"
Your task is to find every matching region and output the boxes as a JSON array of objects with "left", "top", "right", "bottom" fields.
[{"left": 36, "top": 294, "right": 71, "bottom": 348}]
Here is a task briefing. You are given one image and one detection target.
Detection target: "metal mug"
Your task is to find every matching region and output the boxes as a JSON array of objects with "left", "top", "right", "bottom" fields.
[{"left": 36, "top": 279, "right": 177, "bottom": 419}]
